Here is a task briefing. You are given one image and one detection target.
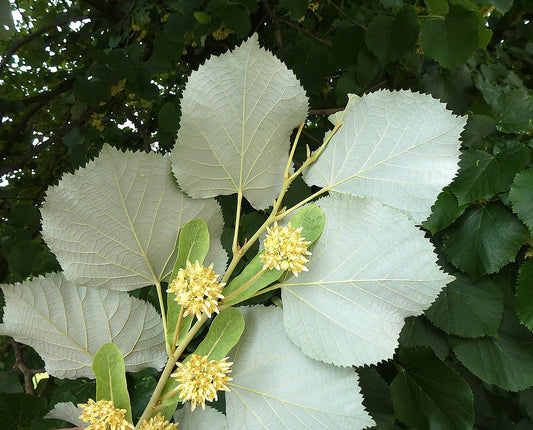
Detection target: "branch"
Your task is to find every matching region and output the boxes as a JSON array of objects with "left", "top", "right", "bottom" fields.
[
  {"left": 328, "top": 1, "right": 367, "bottom": 30},
  {"left": 79, "top": 0, "right": 123, "bottom": 21},
  {"left": 8, "top": 339, "right": 46, "bottom": 395},
  {"left": 0, "top": 108, "right": 95, "bottom": 177},
  {"left": 0, "top": 14, "right": 93, "bottom": 74},
  {"left": 308, "top": 107, "right": 344, "bottom": 116},
  {"left": 279, "top": 18, "right": 333, "bottom": 46},
  {"left": 260, "top": 0, "right": 283, "bottom": 48},
  {"left": 122, "top": 105, "right": 155, "bottom": 152}
]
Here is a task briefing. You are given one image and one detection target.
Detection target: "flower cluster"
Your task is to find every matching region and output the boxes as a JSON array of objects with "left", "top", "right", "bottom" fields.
[
  {"left": 171, "top": 354, "right": 233, "bottom": 411},
  {"left": 138, "top": 414, "right": 178, "bottom": 430},
  {"left": 78, "top": 399, "right": 133, "bottom": 430},
  {"left": 260, "top": 222, "right": 311, "bottom": 276},
  {"left": 167, "top": 261, "right": 225, "bottom": 319}
]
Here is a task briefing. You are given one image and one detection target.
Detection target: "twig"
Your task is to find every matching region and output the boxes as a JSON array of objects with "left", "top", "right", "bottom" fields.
[
  {"left": 0, "top": 14, "right": 93, "bottom": 74},
  {"left": 279, "top": 18, "right": 333, "bottom": 46},
  {"left": 308, "top": 107, "right": 344, "bottom": 116},
  {"left": 328, "top": 1, "right": 366, "bottom": 30},
  {"left": 8, "top": 339, "right": 46, "bottom": 394},
  {"left": 260, "top": 0, "right": 283, "bottom": 48},
  {"left": 0, "top": 107, "right": 95, "bottom": 176}
]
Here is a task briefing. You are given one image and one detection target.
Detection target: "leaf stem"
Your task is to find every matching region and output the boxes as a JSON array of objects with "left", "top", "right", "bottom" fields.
[
  {"left": 171, "top": 306, "right": 185, "bottom": 352},
  {"left": 232, "top": 190, "right": 243, "bottom": 255},
  {"left": 154, "top": 280, "right": 170, "bottom": 356},
  {"left": 284, "top": 123, "right": 305, "bottom": 179},
  {"left": 289, "top": 120, "right": 343, "bottom": 182}
]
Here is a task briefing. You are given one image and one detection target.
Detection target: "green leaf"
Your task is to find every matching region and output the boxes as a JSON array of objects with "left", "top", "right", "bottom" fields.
[
  {"left": 492, "top": 90, "right": 533, "bottom": 133},
  {"left": 222, "top": 204, "right": 325, "bottom": 306},
  {"left": 158, "top": 102, "right": 180, "bottom": 133},
  {"left": 489, "top": 0, "right": 514, "bottom": 13},
  {"left": 425, "top": 0, "right": 449, "bottom": 15},
  {"left": 171, "top": 34, "right": 308, "bottom": 209},
  {"left": 166, "top": 219, "right": 210, "bottom": 348},
  {"left": 510, "top": 169, "right": 533, "bottom": 233},
  {"left": 192, "top": 307, "right": 245, "bottom": 360},
  {"left": 283, "top": 194, "right": 453, "bottom": 366},
  {"left": 365, "top": 6, "right": 420, "bottom": 65},
  {"left": 451, "top": 141, "right": 529, "bottom": 205},
  {"left": 423, "top": 187, "right": 468, "bottom": 234},
  {"left": 193, "top": 11, "right": 211, "bottom": 24},
  {"left": 443, "top": 202, "right": 527, "bottom": 279},
  {"left": 420, "top": 4, "right": 479, "bottom": 71},
  {"left": 474, "top": 63, "right": 525, "bottom": 106},
  {"left": 0, "top": 0, "right": 14, "bottom": 40},
  {"left": 398, "top": 316, "right": 450, "bottom": 359},
  {"left": 516, "top": 259, "right": 533, "bottom": 331},
  {"left": 93, "top": 343, "right": 132, "bottom": 423},
  {"left": 7, "top": 201, "right": 41, "bottom": 231},
  {"left": 279, "top": 0, "right": 308, "bottom": 20},
  {"left": 41, "top": 145, "right": 226, "bottom": 291},
  {"left": 304, "top": 90, "right": 465, "bottom": 223},
  {"left": 222, "top": 4, "right": 251, "bottom": 38},
  {"left": 357, "top": 367, "right": 396, "bottom": 430},
  {"left": 174, "top": 406, "right": 228, "bottom": 429},
  {"left": 6, "top": 239, "right": 59, "bottom": 279},
  {"left": 0, "top": 392, "right": 48, "bottom": 430},
  {"left": 453, "top": 312, "right": 533, "bottom": 391},
  {"left": 226, "top": 306, "right": 375, "bottom": 429},
  {"left": 425, "top": 273, "right": 504, "bottom": 337},
  {"left": 460, "top": 114, "right": 497, "bottom": 150},
  {"left": 0, "top": 273, "right": 166, "bottom": 379},
  {"left": 391, "top": 348, "right": 474, "bottom": 429},
  {"left": 286, "top": 202, "right": 326, "bottom": 243}
]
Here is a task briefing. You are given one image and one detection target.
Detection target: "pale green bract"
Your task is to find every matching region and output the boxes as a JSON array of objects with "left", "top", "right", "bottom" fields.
[
  {"left": 283, "top": 194, "right": 454, "bottom": 367},
  {"left": 225, "top": 306, "right": 375, "bottom": 430},
  {"left": 304, "top": 91, "right": 466, "bottom": 223},
  {"left": 171, "top": 34, "right": 308, "bottom": 209},
  {"left": 41, "top": 145, "right": 226, "bottom": 291},
  {"left": 0, "top": 272, "right": 166, "bottom": 378}
]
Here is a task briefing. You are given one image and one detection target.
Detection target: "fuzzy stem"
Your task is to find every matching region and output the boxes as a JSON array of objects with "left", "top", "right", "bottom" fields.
[
  {"left": 171, "top": 306, "right": 185, "bottom": 353},
  {"left": 154, "top": 280, "right": 170, "bottom": 356},
  {"left": 135, "top": 315, "right": 208, "bottom": 428},
  {"left": 232, "top": 190, "right": 243, "bottom": 255}
]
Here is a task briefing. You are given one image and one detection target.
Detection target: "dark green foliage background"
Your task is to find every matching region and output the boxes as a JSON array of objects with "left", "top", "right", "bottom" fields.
[{"left": 1, "top": 0, "right": 532, "bottom": 428}]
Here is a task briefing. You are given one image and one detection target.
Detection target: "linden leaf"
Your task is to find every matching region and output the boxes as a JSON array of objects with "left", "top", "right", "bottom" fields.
[
  {"left": 226, "top": 306, "right": 375, "bottom": 430},
  {"left": 283, "top": 194, "right": 452, "bottom": 366},
  {"left": 0, "top": 272, "right": 166, "bottom": 379},
  {"left": 304, "top": 90, "right": 465, "bottom": 223},
  {"left": 174, "top": 406, "right": 228, "bottom": 429},
  {"left": 41, "top": 145, "right": 226, "bottom": 291},
  {"left": 171, "top": 34, "right": 308, "bottom": 209}
]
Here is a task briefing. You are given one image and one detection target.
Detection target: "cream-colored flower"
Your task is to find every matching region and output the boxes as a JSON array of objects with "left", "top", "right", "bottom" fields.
[
  {"left": 171, "top": 354, "right": 232, "bottom": 411},
  {"left": 78, "top": 399, "right": 133, "bottom": 430},
  {"left": 167, "top": 261, "right": 225, "bottom": 320},
  {"left": 260, "top": 221, "right": 311, "bottom": 276},
  {"left": 138, "top": 414, "right": 178, "bottom": 430}
]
